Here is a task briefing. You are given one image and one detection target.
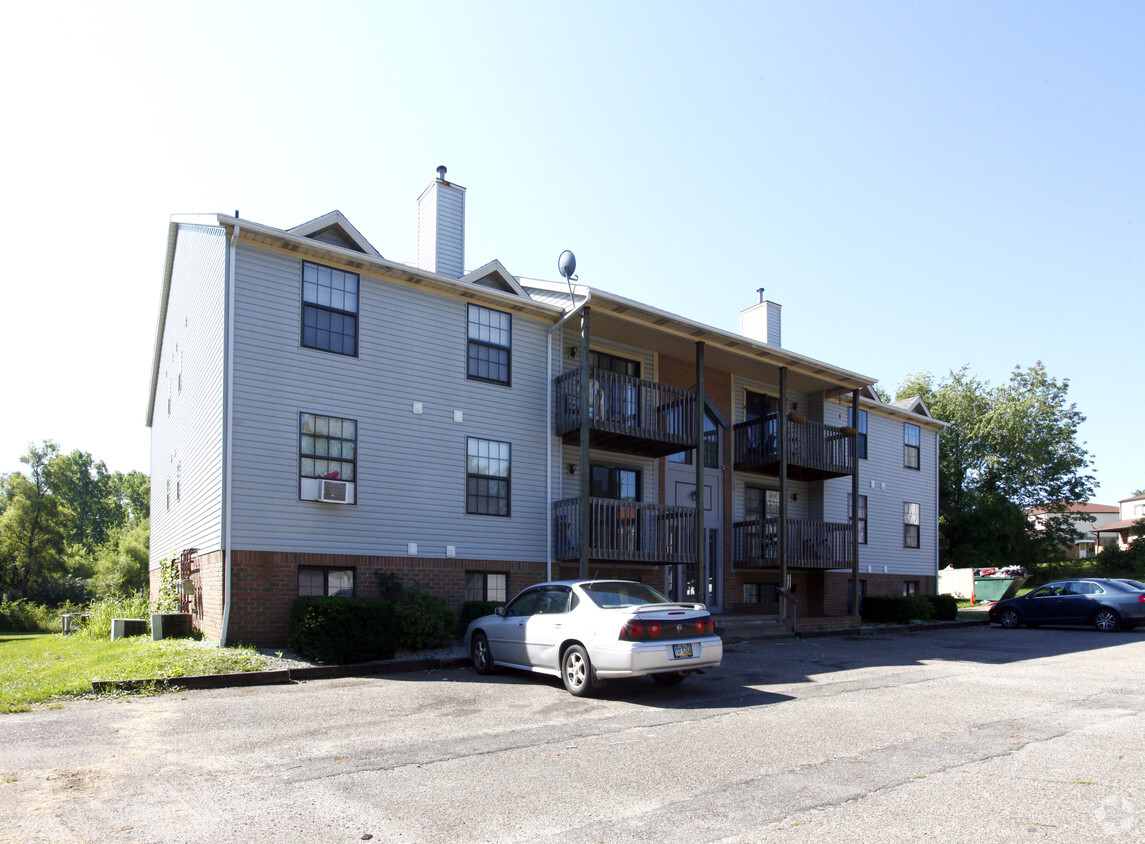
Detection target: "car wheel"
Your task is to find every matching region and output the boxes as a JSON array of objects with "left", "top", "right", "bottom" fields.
[
  {"left": 470, "top": 632, "right": 497, "bottom": 675},
  {"left": 652, "top": 672, "right": 686, "bottom": 687},
  {"left": 561, "top": 644, "right": 594, "bottom": 697},
  {"left": 999, "top": 608, "right": 1022, "bottom": 629},
  {"left": 1094, "top": 609, "right": 1121, "bottom": 633}
]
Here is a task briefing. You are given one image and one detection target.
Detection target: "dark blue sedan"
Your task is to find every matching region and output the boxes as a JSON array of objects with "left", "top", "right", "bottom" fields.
[{"left": 989, "top": 578, "right": 1145, "bottom": 632}]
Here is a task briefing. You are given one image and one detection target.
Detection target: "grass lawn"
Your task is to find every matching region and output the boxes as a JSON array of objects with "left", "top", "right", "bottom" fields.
[{"left": 0, "top": 633, "right": 267, "bottom": 713}]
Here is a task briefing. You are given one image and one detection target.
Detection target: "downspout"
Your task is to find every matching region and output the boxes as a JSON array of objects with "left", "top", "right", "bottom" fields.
[
  {"left": 545, "top": 295, "right": 591, "bottom": 583},
  {"left": 219, "top": 224, "right": 239, "bottom": 646},
  {"left": 778, "top": 367, "right": 788, "bottom": 620}
]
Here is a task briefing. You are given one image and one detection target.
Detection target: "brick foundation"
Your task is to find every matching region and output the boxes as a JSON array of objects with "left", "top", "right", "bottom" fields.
[
  {"left": 154, "top": 550, "right": 548, "bottom": 647},
  {"left": 150, "top": 547, "right": 935, "bottom": 647}
]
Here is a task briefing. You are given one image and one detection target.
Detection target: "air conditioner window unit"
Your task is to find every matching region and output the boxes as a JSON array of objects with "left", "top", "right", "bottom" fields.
[{"left": 320, "top": 479, "right": 350, "bottom": 503}]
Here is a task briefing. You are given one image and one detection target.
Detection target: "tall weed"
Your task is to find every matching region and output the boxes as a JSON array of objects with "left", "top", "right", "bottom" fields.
[
  {"left": 78, "top": 593, "right": 150, "bottom": 640},
  {"left": 0, "top": 599, "right": 58, "bottom": 633}
]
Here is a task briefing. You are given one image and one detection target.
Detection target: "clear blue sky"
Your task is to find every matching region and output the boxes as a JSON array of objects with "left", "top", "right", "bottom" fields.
[{"left": 2, "top": 1, "right": 1141, "bottom": 501}]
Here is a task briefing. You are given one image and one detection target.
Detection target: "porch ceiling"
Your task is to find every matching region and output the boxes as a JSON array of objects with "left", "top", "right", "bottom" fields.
[{"left": 584, "top": 294, "right": 874, "bottom": 396}]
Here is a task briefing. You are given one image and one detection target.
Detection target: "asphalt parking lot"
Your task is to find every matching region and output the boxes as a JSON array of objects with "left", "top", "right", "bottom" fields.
[{"left": 2, "top": 624, "right": 1144, "bottom": 843}]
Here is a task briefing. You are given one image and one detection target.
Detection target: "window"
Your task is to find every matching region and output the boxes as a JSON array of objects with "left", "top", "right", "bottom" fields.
[
  {"left": 176, "top": 462, "right": 182, "bottom": 501},
  {"left": 848, "top": 493, "right": 868, "bottom": 544},
  {"left": 904, "top": 423, "right": 920, "bottom": 470},
  {"left": 465, "top": 572, "right": 508, "bottom": 603},
  {"left": 302, "top": 261, "right": 359, "bottom": 356},
  {"left": 298, "top": 566, "right": 354, "bottom": 597},
  {"left": 746, "top": 390, "right": 778, "bottom": 421},
  {"left": 467, "top": 304, "right": 511, "bottom": 384},
  {"left": 848, "top": 408, "right": 868, "bottom": 459},
  {"left": 904, "top": 502, "right": 920, "bottom": 548},
  {"left": 467, "top": 438, "right": 510, "bottom": 516},
  {"left": 903, "top": 580, "right": 920, "bottom": 596},
  {"left": 589, "top": 350, "right": 640, "bottom": 426},
  {"left": 589, "top": 350, "right": 640, "bottom": 378},
  {"left": 300, "top": 414, "right": 357, "bottom": 481},
  {"left": 669, "top": 410, "right": 719, "bottom": 468},
  {"left": 745, "top": 486, "right": 780, "bottom": 520},
  {"left": 590, "top": 465, "right": 641, "bottom": 501},
  {"left": 743, "top": 583, "right": 779, "bottom": 604}
]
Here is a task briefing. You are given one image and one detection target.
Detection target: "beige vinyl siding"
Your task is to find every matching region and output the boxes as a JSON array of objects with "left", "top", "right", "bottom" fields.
[
  {"left": 226, "top": 244, "right": 550, "bottom": 561},
  {"left": 729, "top": 374, "right": 810, "bottom": 527},
  {"left": 148, "top": 224, "right": 227, "bottom": 569},
  {"left": 823, "top": 401, "right": 941, "bottom": 578}
]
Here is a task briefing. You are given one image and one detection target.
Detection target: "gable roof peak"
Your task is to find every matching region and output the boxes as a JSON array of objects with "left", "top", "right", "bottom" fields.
[{"left": 288, "top": 210, "right": 381, "bottom": 258}]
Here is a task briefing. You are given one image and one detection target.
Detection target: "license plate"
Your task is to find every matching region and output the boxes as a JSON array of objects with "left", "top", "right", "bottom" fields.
[{"left": 672, "top": 643, "right": 694, "bottom": 659}]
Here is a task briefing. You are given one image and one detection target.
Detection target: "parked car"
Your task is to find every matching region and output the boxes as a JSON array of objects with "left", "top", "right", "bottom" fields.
[
  {"left": 465, "top": 579, "right": 723, "bottom": 696},
  {"left": 1113, "top": 578, "right": 1145, "bottom": 591},
  {"left": 989, "top": 578, "right": 1145, "bottom": 632}
]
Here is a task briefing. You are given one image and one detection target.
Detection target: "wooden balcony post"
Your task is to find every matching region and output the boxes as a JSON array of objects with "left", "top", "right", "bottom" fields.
[
  {"left": 851, "top": 388, "right": 861, "bottom": 616},
  {"left": 579, "top": 307, "right": 591, "bottom": 578},
  {"left": 694, "top": 340, "right": 705, "bottom": 604},
  {"left": 778, "top": 367, "right": 788, "bottom": 617}
]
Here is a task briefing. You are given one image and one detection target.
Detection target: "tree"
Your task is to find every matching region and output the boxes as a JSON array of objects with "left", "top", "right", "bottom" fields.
[
  {"left": 0, "top": 443, "right": 71, "bottom": 598},
  {"left": 48, "top": 450, "right": 121, "bottom": 552},
  {"left": 111, "top": 470, "right": 150, "bottom": 525},
  {"left": 898, "top": 362, "right": 1096, "bottom": 567},
  {"left": 90, "top": 520, "right": 150, "bottom": 597}
]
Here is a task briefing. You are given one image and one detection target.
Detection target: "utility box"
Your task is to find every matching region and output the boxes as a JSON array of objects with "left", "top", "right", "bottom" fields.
[
  {"left": 151, "top": 613, "right": 193, "bottom": 640},
  {"left": 111, "top": 618, "right": 148, "bottom": 641}
]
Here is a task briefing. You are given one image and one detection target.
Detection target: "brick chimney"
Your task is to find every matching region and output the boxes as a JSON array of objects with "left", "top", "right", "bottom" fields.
[{"left": 416, "top": 165, "right": 466, "bottom": 278}]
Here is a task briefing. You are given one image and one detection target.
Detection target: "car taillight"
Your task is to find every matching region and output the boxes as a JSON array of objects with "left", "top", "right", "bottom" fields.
[
  {"left": 1139, "top": 595, "right": 1145, "bottom": 604},
  {"left": 620, "top": 621, "right": 645, "bottom": 640},
  {"left": 620, "top": 616, "right": 713, "bottom": 640}
]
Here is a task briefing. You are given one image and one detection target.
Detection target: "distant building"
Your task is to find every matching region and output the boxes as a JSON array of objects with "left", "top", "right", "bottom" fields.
[
  {"left": 146, "top": 168, "right": 945, "bottom": 646},
  {"left": 1028, "top": 502, "right": 1120, "bottom": 559},
  {"left": 1091, "top": 494, "right": 1145, "bottom": 551}
]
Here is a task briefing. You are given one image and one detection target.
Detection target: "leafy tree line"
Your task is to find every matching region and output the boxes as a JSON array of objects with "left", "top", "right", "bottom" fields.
[
  {"left": 893, "top": 361, "right": 1097, "bottom": 568},
  {"left": 0, "top": 441, "right": 148, "bottom": 605}
]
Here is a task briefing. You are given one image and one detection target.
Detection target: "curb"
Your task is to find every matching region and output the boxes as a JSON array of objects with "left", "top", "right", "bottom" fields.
[
  {"left": 92, "top": 621, "right": 991, "bottom": 693},
  {"left": 725, "top": 617, "right": 990, "bottom": 643},
  {"left": 92, "top": 656, "right": 473, "bottom": 693}
]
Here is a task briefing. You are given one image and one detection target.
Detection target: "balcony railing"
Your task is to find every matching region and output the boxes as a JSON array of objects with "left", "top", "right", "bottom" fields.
[
  {"left": 733, "top": 414, "right": 853, "bottom": 481},
  {"left": 733, "top": 517, "right": 855, "bottom": 569},
  {"left": 553, "top": 367, "right": 696, "bottom": 457},
  {"left": 553, "top": 497, "right": 697, "bottom": 564}
]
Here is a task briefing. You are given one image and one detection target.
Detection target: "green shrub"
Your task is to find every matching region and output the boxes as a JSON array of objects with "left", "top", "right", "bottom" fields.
[
  {"left": 861, "top": 595, "right": 935, "bottom": 624},
  {"left": 458, "top": 600, "right": 504, "bottom": 635},
  {"left": 78, "top": 593, "right": 150, "bottom": 640},
  {"left": 0, "top": 599, "right": 59, "bottom": 632},
  {"left": 922, "top": 593, "right": 959, "bottom": 621},
  {"left": 289, "top": 597, "right": 399, "bottom": 664},
  {"left": 376, "top": 572, "right": 406, "bottom": 603},
  {"left": 394, "top": 585, "right": 457, "bottom": 651}
]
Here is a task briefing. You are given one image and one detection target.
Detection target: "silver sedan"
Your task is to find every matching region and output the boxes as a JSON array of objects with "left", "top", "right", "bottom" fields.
[{"left": 466, "top": 579, "right": 723, "bottom": 696}]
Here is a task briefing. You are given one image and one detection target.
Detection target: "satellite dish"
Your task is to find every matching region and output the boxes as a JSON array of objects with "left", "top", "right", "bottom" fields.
[{"left": 557, "top": 250, "right": 577, "bottom": 281}]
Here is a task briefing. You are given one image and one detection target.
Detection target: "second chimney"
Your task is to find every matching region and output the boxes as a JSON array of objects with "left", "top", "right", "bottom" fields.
[
  {"left": 416, "top": 165, "right": 466, "bottom": 278},
  {"left": 740, "top": 289, "right": 781, "bottom": 348}
]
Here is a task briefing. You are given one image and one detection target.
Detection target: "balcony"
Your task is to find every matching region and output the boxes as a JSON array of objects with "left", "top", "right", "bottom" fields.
[
  {"left": 553, "top": 497, "right": 697, "bottom": 564},
  {"left": 553, "top": 367, "right": 696, "bottom": 458},
  {"left": 733, "top": 518, "right": 855, "bottom": 569},
  {"left": 733, "top": 414, "right": 854, "bottom": 481}
]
